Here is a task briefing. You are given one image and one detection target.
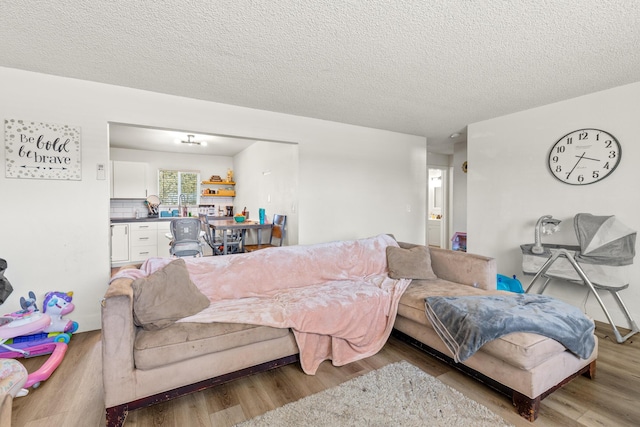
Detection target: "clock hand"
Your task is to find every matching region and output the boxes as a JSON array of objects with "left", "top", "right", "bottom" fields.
[
  {"left": 566, "top": 152, "right": 586, "bottom": 179},
  {"left": 575, "top": 155, "right": 600, "bottom": 162}
]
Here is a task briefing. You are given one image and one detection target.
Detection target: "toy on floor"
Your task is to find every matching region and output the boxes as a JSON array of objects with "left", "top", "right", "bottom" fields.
[
  {"left": 43, "top": 291, "right": 78, "bottom": 334},
  {"left": 0, "top": 358, "right": 28, "bottom": 399},
  {"left": 0, "top": 291, "right": 77, "bottom": 392}
]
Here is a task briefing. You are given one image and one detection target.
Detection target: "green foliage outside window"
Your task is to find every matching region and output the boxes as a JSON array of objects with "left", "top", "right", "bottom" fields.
[{"left": 158, "top": 170, "right": 199, "bottom": 205}]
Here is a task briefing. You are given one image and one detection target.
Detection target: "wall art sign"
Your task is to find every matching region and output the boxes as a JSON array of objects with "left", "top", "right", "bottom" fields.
[{"left": 4, "top": 118, "right": 82, "bottom": 180}]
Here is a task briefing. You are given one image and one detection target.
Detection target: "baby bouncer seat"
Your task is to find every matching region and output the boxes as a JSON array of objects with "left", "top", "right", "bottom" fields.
[{"left": 525, "top": 213, "right": 639, "bottom": 343}]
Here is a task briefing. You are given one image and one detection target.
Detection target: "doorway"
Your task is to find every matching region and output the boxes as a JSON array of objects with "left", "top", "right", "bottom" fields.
[
  {"left": 428, "top": 168, "right": 449, "bottom": 248},
  {"left": 107, "top": 123, "right": 300, "bottom": 261}
]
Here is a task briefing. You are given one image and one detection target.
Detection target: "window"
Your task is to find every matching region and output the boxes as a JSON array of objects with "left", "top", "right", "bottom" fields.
[{"left": 158, "top": 169, "right": 200, "bottom": 205}]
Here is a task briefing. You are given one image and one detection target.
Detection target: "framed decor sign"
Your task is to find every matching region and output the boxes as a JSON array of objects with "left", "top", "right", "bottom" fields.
[{"left": 4, "top": 118, "right": 82, "bottom": 180}]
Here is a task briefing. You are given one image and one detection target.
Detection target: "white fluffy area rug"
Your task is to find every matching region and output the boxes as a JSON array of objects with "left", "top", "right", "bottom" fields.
[{"left": 235, "top": 361, "right": 513, "bottom": 427}]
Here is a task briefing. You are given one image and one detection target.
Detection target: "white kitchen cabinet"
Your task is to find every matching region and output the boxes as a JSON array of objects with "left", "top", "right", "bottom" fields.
[
  {"left": 112, "top": 161, "right": 148, "bottom": 198},
  {"left": 428, "top": 219, "right": 442, "bottom": 248},
  {"left": 111, "top": 221, "right": 174, "bottom": 267},
  {"left": 157, "top": 221, "right": 172, "bottom": 257},
  {"left": 111, "top": 224, "right": 130, "bottom": 264},
  {"left": 130, "top": 222, "right": 158, "bottom": 262}
]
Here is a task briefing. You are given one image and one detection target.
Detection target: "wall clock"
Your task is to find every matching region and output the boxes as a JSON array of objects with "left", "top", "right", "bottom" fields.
[{"left": 548, "top": 128, "right": 621, "bottom": 185}]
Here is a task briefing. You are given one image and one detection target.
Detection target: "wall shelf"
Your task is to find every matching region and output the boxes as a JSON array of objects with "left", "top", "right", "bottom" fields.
[
  {"left": 201, "top": 181, "right": 235, "bottom": 185},
  {"left": 201, "top": 181, "right": 235, "bottom": 197},
  {"left": 200, "top": 193, "right": 235, "bottom": 197}
]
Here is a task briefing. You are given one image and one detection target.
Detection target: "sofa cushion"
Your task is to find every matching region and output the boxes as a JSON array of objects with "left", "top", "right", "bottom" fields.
[
  {"left": 397, "top": 279, "right": 568, "bottom": 371},
  {"left": 386, "top": 245, "right": 437, "bottom": 280},
  {"left": 134, "top": 321, "right": 292, "bottom": 370},
  {"left": 131, "top": 258, "right": 210, "bottom": 331}
]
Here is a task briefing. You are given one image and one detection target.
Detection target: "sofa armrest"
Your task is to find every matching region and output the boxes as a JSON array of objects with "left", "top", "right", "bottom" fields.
[
  {"left": 101, "top": 277, "right": 137, "bottom": 407},
  {"left": 0, "top": 393, "right": 12, "bottom": 427},
  {"left": 429, "top": 247, "right": 497, "bottom": 291}
]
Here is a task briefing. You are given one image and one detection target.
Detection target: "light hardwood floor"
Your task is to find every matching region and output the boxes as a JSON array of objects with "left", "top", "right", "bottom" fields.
[{"left": 10, "top": 323, "right": 639, "bottom": 427}]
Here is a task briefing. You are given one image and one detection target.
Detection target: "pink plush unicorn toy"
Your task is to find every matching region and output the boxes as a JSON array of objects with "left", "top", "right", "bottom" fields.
[{"left": 42, "top": 291, "right": 78, "bottom": 334}]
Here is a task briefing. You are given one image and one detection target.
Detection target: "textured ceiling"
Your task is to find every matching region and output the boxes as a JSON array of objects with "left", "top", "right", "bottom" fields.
[{"left": 1, "top": 1, "right": 639, "bottom": 154}]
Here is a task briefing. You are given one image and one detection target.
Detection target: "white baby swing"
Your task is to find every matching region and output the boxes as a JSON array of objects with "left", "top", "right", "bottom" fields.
[{"left": 522, "top": 213, "right": 639, "bottom": 343}]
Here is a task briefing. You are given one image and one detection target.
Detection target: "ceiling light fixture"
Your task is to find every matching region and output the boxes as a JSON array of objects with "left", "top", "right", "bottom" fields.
[
  {"left": 180, "top": 134, "right": 207, "bottom": 146},
  {"left": 449, "top": 132, "right": 461, "bottom": 139}
]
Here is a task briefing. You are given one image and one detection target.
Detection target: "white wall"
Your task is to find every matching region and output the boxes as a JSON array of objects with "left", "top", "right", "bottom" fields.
[
  {"left": 468, "top": 81, "right": 640, "bottom": 327},
  {"left": 0, "top": 66, "right": 427, "bottom": 331},
  {"left": 233, "top": 141, "right": 299, "bottom": 245},
  {"left": 426, "top": 152, "right": 450, "bottom": 168}
]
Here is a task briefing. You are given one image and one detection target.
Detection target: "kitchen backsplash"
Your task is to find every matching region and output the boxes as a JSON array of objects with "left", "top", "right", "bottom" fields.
[
  {"left": 110, "top": 199, "right": 150, "bottom": 219},
  {"left": 110, "top": 199, "right": 233, "bottom": 219}
]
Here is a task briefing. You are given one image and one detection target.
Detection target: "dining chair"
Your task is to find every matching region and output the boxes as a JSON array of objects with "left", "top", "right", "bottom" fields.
[
  {"left": 244, "top": 214, "right": 287, "bottom": 252},
  {"left": 198, "top": 214, "right": 221, "bottom": 256},
  {"left": 169, "top": 218, "right": 203, "bottom": 257},
  {"left": 199, "top": 214, "right": 242, "bottom": 255},
  {"left": 223, "top": 229, "right": 243, "bottom": 254}
]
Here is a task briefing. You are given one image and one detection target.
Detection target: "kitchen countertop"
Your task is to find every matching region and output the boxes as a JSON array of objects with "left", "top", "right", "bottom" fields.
[
  {"left": 110, "top": 217, "right": 172, "bottom": 223},
  {"left": 110, "top": 216, "right": 234, "bottom": 223}
]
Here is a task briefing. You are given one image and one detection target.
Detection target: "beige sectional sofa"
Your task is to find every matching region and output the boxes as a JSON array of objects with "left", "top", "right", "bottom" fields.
[
  {"left": 393, "top": 245, "right": 597, "bottom": 421},
  {"left": 101, "top": 239, "right": 597, "bottom": 425},
  {"left": 103, "top": 275, "right": 299, "bottom": 427}
]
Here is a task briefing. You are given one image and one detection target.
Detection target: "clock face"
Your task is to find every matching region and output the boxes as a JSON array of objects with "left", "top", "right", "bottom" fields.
[{"left": 548, "top": 129, "right": 621, "bottom": 185}]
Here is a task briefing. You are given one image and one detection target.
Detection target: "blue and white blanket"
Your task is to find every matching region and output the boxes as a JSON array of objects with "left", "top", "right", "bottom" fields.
[{"left": 425, "top": 294, "right": 596, "bottom": 363}]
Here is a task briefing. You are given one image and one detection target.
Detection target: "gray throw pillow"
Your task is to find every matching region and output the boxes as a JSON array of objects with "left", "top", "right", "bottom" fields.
[
  {"left": 386, "top": 245, "right": 437, "bottom": 280},
  {"left": 131, "top": 258, "right": 210, "bottom": 331}
]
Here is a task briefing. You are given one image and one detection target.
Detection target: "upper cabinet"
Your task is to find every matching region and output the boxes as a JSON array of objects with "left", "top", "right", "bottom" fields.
[{"left": 111, "top": 161, "right": 148, "bottom": 198}]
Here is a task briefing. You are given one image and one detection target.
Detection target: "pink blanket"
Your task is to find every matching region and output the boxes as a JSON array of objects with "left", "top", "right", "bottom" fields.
[{"left": 112, "top": 234, "right": 410, "bottom": 374}]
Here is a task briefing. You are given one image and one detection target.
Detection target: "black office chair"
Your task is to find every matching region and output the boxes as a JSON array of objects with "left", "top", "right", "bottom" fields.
[{"left": 170, "top": 218, "right": 203, "bottom": 257}]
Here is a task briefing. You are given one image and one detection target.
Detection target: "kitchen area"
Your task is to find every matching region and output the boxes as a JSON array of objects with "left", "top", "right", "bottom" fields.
[{"left": 109, "top": 124, "right": 299, "bottom": 267}]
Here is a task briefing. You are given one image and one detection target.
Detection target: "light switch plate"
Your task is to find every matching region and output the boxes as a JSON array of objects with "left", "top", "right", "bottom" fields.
[{"left": 97, "top": 163, "right": 106, "bottom": 180}]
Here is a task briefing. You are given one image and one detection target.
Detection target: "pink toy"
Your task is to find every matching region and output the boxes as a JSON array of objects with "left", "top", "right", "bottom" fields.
[
  {"left": 42, "top": 291, "right": 78, "bottom": 334},
  {"left": 0, "top": 311, "right": 49, "bottom": 337},
  {"left": 0, "top": 291, "right": 72, "bottom": 391}
]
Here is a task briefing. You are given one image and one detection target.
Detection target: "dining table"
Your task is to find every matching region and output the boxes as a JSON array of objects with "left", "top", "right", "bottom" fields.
[{"left": 208, "top": 219, "right": 272, "bottom": 255}]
